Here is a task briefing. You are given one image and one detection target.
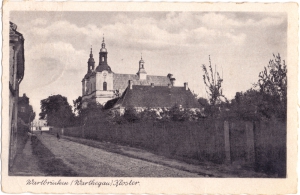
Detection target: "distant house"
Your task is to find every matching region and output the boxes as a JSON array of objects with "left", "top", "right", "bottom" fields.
[
  {"left": 105, "top": 80, "right": 201, "bottom": 115},
  {"left": 32, "top": 119, "right": 50, "bottom": 131},
  {"left": 39, "top": 120, "right": 50, "bottom": 131},
  {"left": 18, "top": 93, "right": 34, "bottom": 124}
]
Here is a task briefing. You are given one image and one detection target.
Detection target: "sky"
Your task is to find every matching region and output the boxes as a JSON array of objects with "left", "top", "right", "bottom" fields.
[{"left": 10, "top": 11, "right": 287, "bottom": 115}]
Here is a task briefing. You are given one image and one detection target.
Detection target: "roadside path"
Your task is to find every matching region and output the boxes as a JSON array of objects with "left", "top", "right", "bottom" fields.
[
  {"left": 37, "top": 133, "right": 200, "bottom": 177},
  {"left": 60, "top": 134, "right": 267, "bottom": 178},
  {"left": 10, "top": 137, "right": 45, "bottom": 176}
]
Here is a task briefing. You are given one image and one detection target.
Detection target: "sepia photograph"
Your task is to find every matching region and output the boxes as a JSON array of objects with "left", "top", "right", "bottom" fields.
[{"left": 3, "top": 2, "right": 298, "bottom": 194}]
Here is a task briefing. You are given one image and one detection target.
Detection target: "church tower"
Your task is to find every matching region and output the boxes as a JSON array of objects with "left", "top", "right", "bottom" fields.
[
  {"left": 87, "top": 47, "right": 95, "bottom": 72},
  {"left": 137, "top": 54, "right": 147, "bottom": 80},
  {"left": 96, "top": 36, "right": 111, "bottom": 72},
  {"left": 93, "top": 35, "right": 114, "bottom": 105},
  {"left": 82, "top": 47, "right": 95, "bottom": 98},
  {"left": 81, "top": 35, "right": 174, "bottom": 108}
]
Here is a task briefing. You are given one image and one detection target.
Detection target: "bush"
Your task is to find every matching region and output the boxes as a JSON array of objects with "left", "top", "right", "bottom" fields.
[
  {"left": 123, "top": 106, "right": 139, "bottom": 123},
  {"left": 169, "top": 104, "right": 189, "bottom": 121},
  {"left": 139, "top": 108, "right": 160, "bottom": 121}
]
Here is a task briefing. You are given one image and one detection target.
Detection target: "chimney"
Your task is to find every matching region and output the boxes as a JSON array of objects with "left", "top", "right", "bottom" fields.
[
  {"left": 167, "top": 73, "right": 173, "bottom": 79},
  {"left": 170, "top": 78, "right": 176, "bottom": 86},
  {"left": 184, "top": 82, "right": 188, "bottom": 90},
  {"left": 128, "top": 80, "right": 133, "bottom": 89},
  {"left": 168, "top": 83, "right": 172, "bottom": 88},
  {"left": 151, "top": 83, "right": 154, "bottom": 88}
]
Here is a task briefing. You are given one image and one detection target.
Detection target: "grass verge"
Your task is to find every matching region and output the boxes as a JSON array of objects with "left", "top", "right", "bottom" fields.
[{"left": 32, "top": 136, "right": 78, "bottom": 176}]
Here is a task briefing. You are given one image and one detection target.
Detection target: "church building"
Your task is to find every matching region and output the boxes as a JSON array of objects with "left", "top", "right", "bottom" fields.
[{"left": 81, "top": 37, "right": 176, "bottom": 108}]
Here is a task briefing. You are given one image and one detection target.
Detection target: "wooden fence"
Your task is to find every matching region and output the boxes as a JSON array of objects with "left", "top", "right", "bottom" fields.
[{"left": 49, "top": 119, "right": 286, "bottom": 177}]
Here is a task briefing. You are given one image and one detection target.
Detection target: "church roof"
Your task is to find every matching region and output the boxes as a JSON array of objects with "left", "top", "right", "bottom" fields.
[
  {"left": 83, "top": 71, "right": 93, "bottom": 79},
  {"left": 113, "top": 73, "right": 171, "bottom": 90},
  {"left": 113, "top": 85, "right": 200, "bottom": 108},
  {"left": 138, "top": 68, "right": 147, "bottom": 74},
  {"left": 95, "top": 64, "right": 112, "bottom": 73}
]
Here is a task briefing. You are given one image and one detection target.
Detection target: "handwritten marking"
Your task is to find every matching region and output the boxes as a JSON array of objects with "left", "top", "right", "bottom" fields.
[{"left": 26, "top": 179, "right": 140, "bottom": 188}]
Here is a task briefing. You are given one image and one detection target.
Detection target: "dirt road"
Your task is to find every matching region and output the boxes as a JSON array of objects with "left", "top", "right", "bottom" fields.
[{"left": 36, "top": 133, "right": 200, "bottom": 177}]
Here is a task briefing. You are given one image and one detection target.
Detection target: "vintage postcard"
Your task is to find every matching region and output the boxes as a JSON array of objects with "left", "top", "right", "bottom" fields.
[{"left": 2, "top": 1, "right": 298, "bottom": 194}]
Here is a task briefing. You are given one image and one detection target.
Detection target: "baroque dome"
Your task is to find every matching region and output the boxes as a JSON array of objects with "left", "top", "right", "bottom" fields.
[{"left": 100, "top": 47, "right": 107, "bottom": 52}]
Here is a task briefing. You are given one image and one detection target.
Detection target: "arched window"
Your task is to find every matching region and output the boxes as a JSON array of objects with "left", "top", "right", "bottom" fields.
[{"left": 103, "top": 82, "right": 107, "bottom": 91}]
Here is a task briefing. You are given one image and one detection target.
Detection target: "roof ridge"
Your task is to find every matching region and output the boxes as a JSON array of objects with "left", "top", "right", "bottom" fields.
[
  {"left": 118, "top": 87, "right": 129, "bottom": 107},
  {"left": 131, "top": 84, "right": 184, "bottom": 88},
  {"left": 147, "top": 75, "right": 168, "bottom": 77},
  {"left": 113, "top": 73, "right": 168, "bottom": 77},
  {"left": 114, "top": 73, "right": 136, "bottom": 76}
]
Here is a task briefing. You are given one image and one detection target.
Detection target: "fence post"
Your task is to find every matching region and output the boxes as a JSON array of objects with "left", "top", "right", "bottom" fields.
[
  {"left": 224, "top": 121, "right": 231, "bottom": 164},
  {"left": 81, "top": 126, "right": 85, "bottom": 138},
  {"left": 245, "top": 121, "right": 255, "bottom": 166}
]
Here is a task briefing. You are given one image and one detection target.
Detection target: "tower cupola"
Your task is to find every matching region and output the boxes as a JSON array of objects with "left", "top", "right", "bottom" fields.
[
  {"left": 96, "top": 34, "right": 112, "bottom": 72},
  {"left": 87, "top": 47, "right": 95, "bottom": 73},
  {"left": 100, "top": 35, "right": 107, "bottom": 52},
  {"left": 137, "top": 53, "right": 147, "bottom": 80},
  {"left": 139, "top": 55, "right": 145, "bottom": 68}
]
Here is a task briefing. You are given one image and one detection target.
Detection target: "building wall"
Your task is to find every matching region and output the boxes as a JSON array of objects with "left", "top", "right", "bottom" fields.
[
  {"left": 18, "top": 94, "right": 35, "bottom": 124},
  {"left": 82, "top": 70, "right": 115, "bottom": 106},
  {"left": 94, "top": 71, "right": 114, "bottom": 105},
  {"left": 82, "top": 79, "right": 86, "bottom": 96},
  {"left": 96, "top": 71, "right": 113, "bottom": 91},
  {"left": 138, "top": 73, "right": 147, "bottom": 80},
  {"left": 9, "top": 22, "right": 25, "bottom": 169},
  {"left": 89, "top": 75, "right": 96, "bottom": 94}
]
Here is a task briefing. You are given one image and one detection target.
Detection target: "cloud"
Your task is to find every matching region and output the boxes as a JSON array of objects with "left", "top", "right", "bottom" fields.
[
  {"left": 13, "top": 11, "right": 286, "bottom": 114},
  {"left": 254, "top": 16, "right": 285, "bottom": 26},
  {"left": 24, "top": 42, "right": 86, "bottom": 89},
  {"left": 158, "top": 12, "right": 200, "bottom": 33},
  {"left": 197, "top": 12, "right": 285, "bottom": 31},
  {"left": 30, "top": 27, "right": 49, "bottom": 36},
  {"left": 199, "top": 13, "right": 242, "bottom": 28},
  {"left": 31, "top": 18, "right": 48, "bottom": 26},
  {"left": 26, "top": 13, "right": 249, "bottom": 54}
]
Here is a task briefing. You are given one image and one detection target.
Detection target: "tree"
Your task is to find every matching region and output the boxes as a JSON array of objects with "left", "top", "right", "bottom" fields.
[
  {"left": 73, "top": 96, "right": 82, "bottom": 115},
  {"left": 29, "top": 110, "right": 36, "bottom": 124},
  {"left": 202, "top": 56, "right": 227, "bottom": 106},
  {"left": 202, "top": 56, "right": 228, "bottom": 117},
  {"left": 198, "top": 97, "right": 209, "bottom": 107},
  {"left": 256, "top": 54, "right": 287, "bottom": 100},
  {"left": 225, "top": 54, "right": 287, "bottom": 121},
  {"left": 39, "top": 95, "right": 74, "bottom": 128},
  {"left": 255, "top": 54, "right": 287, "bottom": 120},
  {"left": 229, "top": 89, "right": 264, "bottom": 121},
  {"left": 73, "top": 100, "right": 106, "bottom": 126},
  {"left": 113, "top": 89, "right": 121, "bottom": 98}
]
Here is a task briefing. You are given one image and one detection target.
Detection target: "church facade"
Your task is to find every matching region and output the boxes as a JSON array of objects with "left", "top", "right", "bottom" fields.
[{"left": 81, "top": 37, "right": 176, "bottom": 108}]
